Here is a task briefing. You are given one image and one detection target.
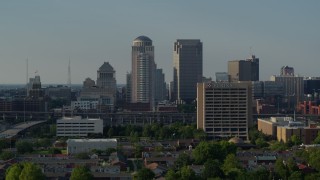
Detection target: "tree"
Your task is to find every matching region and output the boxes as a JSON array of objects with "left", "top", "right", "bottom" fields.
[
  {"left": 165, "top": 169, "right": 179, "bottom": 180},
  {"left": 134, "top": 168, "right": 155, "bottom": 180},
  {"left": 179, "top": 166, "right": 196, "bottom": 180},
  {"left": 19, "top": 162, "right": 45, "bottom": 180},
  {"left": 313, "top": 132, "right": 320, "bottom": 144},
  {"left": 70, "top": 166, "right": 93, "bottom": 180},
  {"left": 249, "top": 167, "right": 270, "bottom": 180},
  {"left": 222, "top": 154, "right": 243, "bottom": 178},
  {"left": 107, "top": 127, "right": 114, "bottom": 138},
  {"left": 75, "top": 152, "right": 90, "bottom": 159},
  {"left": 306, "top": 148, "right": 320, "bottom": 171},
  {"left": 6, "top": 162, "right": 45, "bottom": 180},
  {"left": 255, "top": 138, "right": 269, "bottom": 148},
  {"left": 202, "top": 159, "right": 224, "bottom": 179},
  {"left": 5, "top": 163, "right": 22, "bottom": 180},
  {"left": 48, "top": 148, "right": 62, "bottom": 154},
  {"left": 0, "top": 151, "right": 15, "bottom": 160},
  {"left": 274, "top": 158, "right": 289, "bottom": 180},
  {"left": 174, "top": 153, "right": 192, "bottom": 170},
  {"left": 16, "top": 141, "right": 33, "bottom": 154},
  {"left": 193, "top": 141, "right": 229, "bottom": 164},
  {"left": 290, "top": 135, "right": 302, "bottom": 146},
  {"left": 288, "top": 171, "right": 303, "bottom": 180}
]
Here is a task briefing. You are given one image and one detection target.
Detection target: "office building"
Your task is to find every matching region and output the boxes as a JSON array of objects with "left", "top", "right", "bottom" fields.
[
  {"left": 228, "top": 55, "right": 259, "bottom": 82},
  {"left": 97, "top": 62, "right": 117, "bottom": 95},
  {"left": 281, "top": 66, "right": 294, "bottom": 76},
  {"left": 215, "top": 72, "right": 229, "bottom": 82},
  {"left": 76, "top": 62, "right": 116, "bottom": 112},
  {"left": 197, "top": 81, "right": 252, "bottom": 140},
  {"left": 154, "top": 68, "right": 167, "bottom": 104},
  {"left": 258, "top": 117, "right": 320, "bottom": 144},
  {"left": 173, "top": 39, "right": 203, "bottom": 103},
  {"left": 131, "top": 36, "right": 155, "bottom": 107},
  {"left": 270, "top": 75, "right": 304, "bottom": 110},
  {"left": 56, "top": 116, "right": 103, "bottom": 137}
]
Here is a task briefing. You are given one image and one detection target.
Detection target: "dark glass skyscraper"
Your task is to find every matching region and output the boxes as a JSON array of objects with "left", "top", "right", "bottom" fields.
[{"left": 173, "top": 39, "right": 203, "bottom": 103}]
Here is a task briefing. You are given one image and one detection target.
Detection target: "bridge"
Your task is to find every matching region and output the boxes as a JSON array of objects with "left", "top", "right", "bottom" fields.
[{"left": 0, "top": 121, "right": 46, "bottom": 139}]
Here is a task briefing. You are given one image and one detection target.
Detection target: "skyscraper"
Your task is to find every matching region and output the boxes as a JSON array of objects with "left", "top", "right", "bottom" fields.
[
  {"left": 97, "top": 62, "right": 116, "bottom": 95},
  {"left": 131, "top": 36, "right": 155, "bottom": 106},
  {"left": 173, "top": 39, "right": 203, "bottom": 103},
  {"left": 228, "top": 55, "right": 259, "bottom": 82}
]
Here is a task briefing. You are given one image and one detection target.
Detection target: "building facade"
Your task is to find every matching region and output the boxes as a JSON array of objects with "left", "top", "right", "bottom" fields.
[
  {"left": 270, "top": 75, "right": 304, "bottom": 110},
  {"left": 56, "top": 116, "right": 103, "bottom": 137},
  {"left": 131, "top": 36, "right": 155, "bottom": 107},
  {"left": 173, "top": 39, "right": 203, "bottom": 103},
  {"left": 197, "top": 81, "right": 252, "bottom": 140},
  {"left": 67, "top": 139, "right": 117, "bottom": 154},
  {"left": 228, "top": 55, "right": 259, "bottom": 82}
]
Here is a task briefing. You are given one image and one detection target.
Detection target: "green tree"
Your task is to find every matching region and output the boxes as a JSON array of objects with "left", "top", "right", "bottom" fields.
[
  {"left": 255, "top": 138, "right": 269, "bottom": 148},
  {"left": 274, "top": 158, "right": 289, "bottom": 180},
  {"left": 222, "top": 154, "right": 243, "bottom": 178},
  {"left": 48, "top": 148, "right": 62, "bottom": 154},
  {"left": 179, "top": 166, "right": 196, "bottom": 180},
  {"left": 6, "top": 162, "right": 45, "bottom": 180},
  {"left": 288, "top": 171, "right": 303, "bottom": 180},
  {"left": 202, "top": 159, "right": 224, "bottom": 179},
  {"left": 290, "top": 135, "right": 302, "bottom": 146},
  {"left": 193, "top": 129, "right": 207, "bottom": 140},
  {"left": 193, "top": 141, "right": 227, "bottom": 164},
  {"left": 165, "top": 169, "right": 179, "bottom": 180},
  {"left": 0, "top": 151, "right": 15, "bottom": 160},
  {"left": 174, "top": 153, "right": 193, "bottom": 170},
  {"left": 16, "top": 140, "right": 33, "bottom": 154},
  {"left": 134, "top": 143, "right": 143, "bottom": 158},
  {"left": 75, "top": 152, "right": 89, "bottom": 159},
  {"left": 270, "top": 141, "right": 287, "bottom": 151},
  {"left": 70, "top": 166, "right": 93, "bottom": 180},
  {"left": 19, "top": 162, "right": 45, "bottom": 180},
  {"left": 307, "top": 148, "right": 320, "bottom": 171},
  {"left": 5, "top": 163, "right": 22, "bottom": 180},
  {"left": 107, "top": 127, "right": 114, "bottom": 138},
  {"left": 249, "top": 167, "right": 270, "bottom": 180},
  {"left": 134, "top": 167, "right": 155, "bottom": 180},
  {"left": 313, "top": 132, "right": 320, "bottom": 144}
]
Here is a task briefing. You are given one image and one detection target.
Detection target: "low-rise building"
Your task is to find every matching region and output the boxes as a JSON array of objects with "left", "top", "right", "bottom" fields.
[
  {"left": 56, "top": 116, "right": 103, "bottom": 137},
  {"left": 67, "top": 139, "right": 117, "bottom": 154}
]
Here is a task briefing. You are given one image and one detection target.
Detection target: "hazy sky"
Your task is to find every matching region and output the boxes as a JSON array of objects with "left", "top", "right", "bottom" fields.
[{"left": 0, "top": 1, "right": 319, "bottom": 84}]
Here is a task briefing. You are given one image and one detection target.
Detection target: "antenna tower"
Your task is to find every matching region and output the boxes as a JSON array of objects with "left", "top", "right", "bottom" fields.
[
  {"left": 26, "top": 58, "right": 28, "bottom": 85},
  {"left": 68, "top": 58, "right": 71, "bottom": 87}
]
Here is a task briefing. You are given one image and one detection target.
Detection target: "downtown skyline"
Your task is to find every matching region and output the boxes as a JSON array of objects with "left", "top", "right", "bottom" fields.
[{"left": 0, "top": 1, "right": 319, "bottom": 84}]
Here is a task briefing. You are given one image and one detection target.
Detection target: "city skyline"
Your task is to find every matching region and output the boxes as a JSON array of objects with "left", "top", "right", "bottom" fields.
[{"left": 0, "top": 1, "right": 319, "bottom": 84}]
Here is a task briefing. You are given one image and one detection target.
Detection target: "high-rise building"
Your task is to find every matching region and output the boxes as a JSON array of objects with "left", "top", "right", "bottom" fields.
[
  {"left": 270, "top": 75, "right": 304, "bottom": 110},
  {"left": 126, "top": 72, "right": 132, "bottom": 103},
  {"left": 76, "top": 62, "right": 117, "bottom": 112},
  {"left": 97, "top": 62, "right": 117, "bottom": 95},
  {"left": 197, "top": 81, "right": 252, "bottom": 140},
  {"left": 281, "top": 66, "right": 294, "bottom": 76},
  {"left": 131, "top": 36, "right": 155, "bottom": 107},
  {"left": 154, "top": 68, "right": 167, "bottom": 103},
  {"left": 173, "top": 39, "right": 203, "bottom": 103},
  {"left": 228, "top": 55, "right": 259, "bottom": 82}
]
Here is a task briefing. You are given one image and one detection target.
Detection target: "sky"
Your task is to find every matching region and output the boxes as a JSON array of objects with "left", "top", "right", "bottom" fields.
[{"left": 0, "top": 0, "right": 319, "bottom": 85}]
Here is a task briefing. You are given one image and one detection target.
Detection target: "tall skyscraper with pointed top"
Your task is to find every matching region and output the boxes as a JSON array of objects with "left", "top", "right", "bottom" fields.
[
  {"left": 173, "top": 39, "right": 203, "bottom": 103},
  {"left": 131, "top": 36, "right": 155, "bottom": 108}
]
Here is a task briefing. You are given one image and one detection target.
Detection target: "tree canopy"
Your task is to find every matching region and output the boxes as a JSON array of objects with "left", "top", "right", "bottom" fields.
[
  {"left": 70, "top": 166, "right": 93, "bottom": 180},
  {"left": 6, "top": 162, "right": 45, "bottom": 180}
]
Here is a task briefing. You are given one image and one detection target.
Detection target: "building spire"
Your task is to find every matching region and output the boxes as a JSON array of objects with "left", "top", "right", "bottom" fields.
[{"left": 68, "top": 57, "right": 71, "bottom": 87}]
